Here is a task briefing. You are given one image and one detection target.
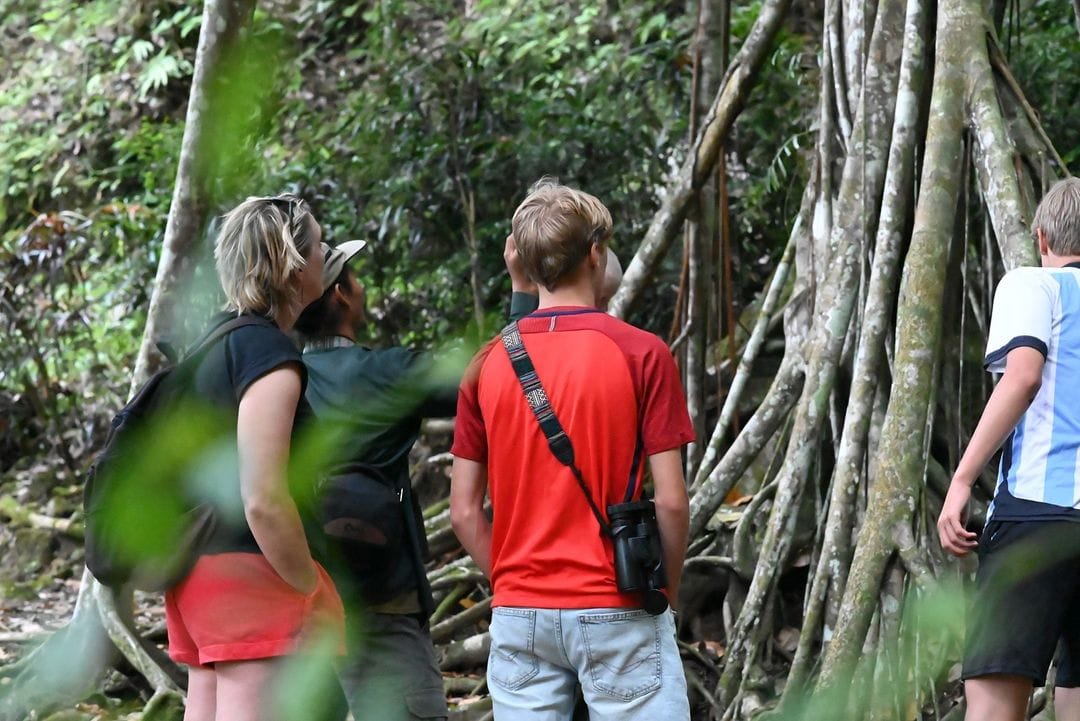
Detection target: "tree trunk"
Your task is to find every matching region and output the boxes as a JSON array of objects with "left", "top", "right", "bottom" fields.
[
  {"left": 816, "top": 0, "right": 1040, "bottom": 700},
  {"left": 130, "top": 0, "right": 257, "bottom": 389},
  {"left": 710, "top": 1, "right": 907, "bottom": 708},
  {"left": 815, "top": 0, "right": 963, "bottom": 687},
  {"left": 785, "top": 0, "right": 929, "bottom": 694}
]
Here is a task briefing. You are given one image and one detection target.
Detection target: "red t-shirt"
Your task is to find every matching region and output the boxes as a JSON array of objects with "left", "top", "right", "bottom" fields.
[{"left": 451, "top": 307, "right": 695, "bottom": 609}]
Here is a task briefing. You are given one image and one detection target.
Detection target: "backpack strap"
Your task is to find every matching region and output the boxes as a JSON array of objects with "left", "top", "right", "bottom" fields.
[
  {"left": 182, "top": 315, "right": 268, "bottom": 362},
  {"left": 499, "top": 320, "right": 613, "bottom": 538}
]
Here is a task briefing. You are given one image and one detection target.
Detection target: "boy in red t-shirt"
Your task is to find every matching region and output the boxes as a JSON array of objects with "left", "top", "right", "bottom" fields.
[{"left": 450, "top": 179, "right": 693, "bottom": 720}]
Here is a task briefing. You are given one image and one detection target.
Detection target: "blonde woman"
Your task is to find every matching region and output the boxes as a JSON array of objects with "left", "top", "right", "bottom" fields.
[{"left": 164, "top": 194, "right": 344, "bottom": 721}]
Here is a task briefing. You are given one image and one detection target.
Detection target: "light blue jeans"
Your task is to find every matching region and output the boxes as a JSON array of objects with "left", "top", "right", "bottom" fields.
[{"left": 487, "top": 606, "right": 690, "bottom": 721}]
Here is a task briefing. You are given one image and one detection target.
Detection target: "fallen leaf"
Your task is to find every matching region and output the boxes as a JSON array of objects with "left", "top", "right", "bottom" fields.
[{"left": 724, "top": 490, "right": 752, "bottom": 505}]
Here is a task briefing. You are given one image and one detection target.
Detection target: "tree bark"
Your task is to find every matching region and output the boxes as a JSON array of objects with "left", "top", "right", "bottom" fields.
[
  {"left": 970, "top": 34, "right": 1038, "bottom": 270},
  {"left": 688, "top": 158, "right": 818, "bottom": 524},
  {"left": 685, "top": 0, "right": 727, "bottom": 478},
  {"left": 691, "top": 233, "right": 794, "bottom": 492},
  {"left": 816, "top": 0, "right": 967, "bottom": 690},
  {"left": 785, "top": 0, "right": 928, "bottom": 694},
  {"left": 688, "top": 354, "right": 803, "bottom": 536}
]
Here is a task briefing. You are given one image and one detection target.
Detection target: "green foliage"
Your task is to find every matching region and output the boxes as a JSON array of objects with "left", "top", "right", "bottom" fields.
[
  {"left": 275, "top": 0, "right": 693, "bottom": 346},
  {"left": 0, "top": 0, "right": 182, "bottom": 488},
  {"left": 1006, "top": 0, "right": 1080, "bottom": 169},
  {"left": 272, "top": 631, "right": 345, "bottom": 721},
  {"left": 0, "top": 206, "right": 156, "bottom": 481},
  {"left": 0, "top": 0, "right": 195, "bottom": 225},
  {"left": 0, "top": 0, "right": 290, "bottom": 495},
  {"left": 91, "top": 400, "right": 232, "bottom": 572},
  {"left": 194, "top": 17, "right": 292, "bottom": 205}
]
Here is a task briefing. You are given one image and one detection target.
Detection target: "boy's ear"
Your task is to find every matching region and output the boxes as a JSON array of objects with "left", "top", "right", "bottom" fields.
[
  {"left": 589, "top": 241, "right": 603, "bottom": 267},
  {"left": 332, "top": 282, "right": 351, "bottom": 308},
  {"left": 1037, "top": 227, "right": 1050, "bottom": 256}
]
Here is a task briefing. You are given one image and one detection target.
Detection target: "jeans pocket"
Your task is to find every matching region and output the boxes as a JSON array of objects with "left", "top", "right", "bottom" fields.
[
  {"left": 579, "top": 609, "right": 662, "bottom": 701},
  {"left": 488, "top": 608, "right": 539, "bottom": 691}
]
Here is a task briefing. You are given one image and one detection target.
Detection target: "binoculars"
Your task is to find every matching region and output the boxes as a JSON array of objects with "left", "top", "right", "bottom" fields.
[{"left": 608, "top": 500, "right": 668, "bottom": 615}]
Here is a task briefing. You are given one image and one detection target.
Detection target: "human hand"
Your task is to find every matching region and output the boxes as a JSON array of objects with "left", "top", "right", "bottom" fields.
[
  {"left": 937, "top": 479, "right": 978, "bottom": 557},
  {"left": 504, "top": 234, "right": 537, "bottom": 294},
  {"left": 289, "top": 563, "right": 319, "bottom": 596}
]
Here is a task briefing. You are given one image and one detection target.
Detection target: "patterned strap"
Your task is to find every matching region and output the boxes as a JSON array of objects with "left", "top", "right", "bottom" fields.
[{"left": 500, "top": 321, "right": 613, "bottom": 538}]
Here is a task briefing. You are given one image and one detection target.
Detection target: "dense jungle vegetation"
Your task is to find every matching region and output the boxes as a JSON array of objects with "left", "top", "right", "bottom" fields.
[
  {"left": 2, "top": 0, "right": 1080, "bottom": 719},
  {"left": 3, "top": 0, "right": 742, "bottom": 485}
]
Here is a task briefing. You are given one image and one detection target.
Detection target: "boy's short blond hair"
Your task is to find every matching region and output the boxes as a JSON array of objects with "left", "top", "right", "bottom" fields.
[
  {"left": 1034, "top": 178, "right": 1080, "bottom": 256},
  {"left": 511, "top": 178, "right": 613, "bottom": 291},
  {"left": 215, "top": 193, "right": 318, "bottom": 319}
]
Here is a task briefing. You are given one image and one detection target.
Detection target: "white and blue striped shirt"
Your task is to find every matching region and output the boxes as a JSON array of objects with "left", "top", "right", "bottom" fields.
[{"left": 987, "top": 264, "right": 1080, "bottom": 520}]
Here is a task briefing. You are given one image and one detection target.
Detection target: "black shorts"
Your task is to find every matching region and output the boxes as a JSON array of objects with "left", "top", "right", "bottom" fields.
[{"left": 963, "top": 519, "right": 1080, "bottom": 687}]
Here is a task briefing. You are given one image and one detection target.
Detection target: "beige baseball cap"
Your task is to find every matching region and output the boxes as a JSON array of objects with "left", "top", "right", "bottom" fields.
[{"left": 320, "top": 240, "right": 367, "bottom": 292}]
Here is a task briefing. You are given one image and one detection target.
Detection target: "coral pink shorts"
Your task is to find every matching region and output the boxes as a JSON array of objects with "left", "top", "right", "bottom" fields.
[{"left": 165, "top": 552, "right": 345, "bottom": 667}]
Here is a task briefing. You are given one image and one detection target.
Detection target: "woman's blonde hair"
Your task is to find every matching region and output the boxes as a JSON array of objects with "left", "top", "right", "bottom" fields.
[{"left": 214, "top": 193, "right": 317, "bottom": 319}]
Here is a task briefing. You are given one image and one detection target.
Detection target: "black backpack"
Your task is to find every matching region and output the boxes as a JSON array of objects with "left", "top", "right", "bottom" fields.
[
  {"left": 83, "top": 316, "right": 262, "bottom": 590},
  {"left": 316, "top": 466, "right": 410, "bottom": 604}
]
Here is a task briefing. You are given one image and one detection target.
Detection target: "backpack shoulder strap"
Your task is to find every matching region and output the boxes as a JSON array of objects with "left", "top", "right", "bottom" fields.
[
  {"left": 183, "top": 315, "right": 268, "bottom": 362},
  {"left": 499, "top": 320, "right": 613, "bottom": 538}
]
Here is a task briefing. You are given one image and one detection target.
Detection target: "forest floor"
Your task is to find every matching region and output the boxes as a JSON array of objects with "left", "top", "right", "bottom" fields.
[
  {"left": 0, "top": 576, "right": 84, "bottom": 665},
  {"left": 0, "top": 579, "right": 168, "bottom": 663},
  {"left": 0, "top": 575, "right": 172, "bottom": 720}
]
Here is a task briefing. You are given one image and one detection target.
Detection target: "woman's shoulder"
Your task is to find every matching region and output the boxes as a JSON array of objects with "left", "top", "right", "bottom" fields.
[
  {"left": 220, "top": 317, "right": 305, "bottom": 399},
  {"left": 227, "top": 317, "right": 300, "bottom": 356}
]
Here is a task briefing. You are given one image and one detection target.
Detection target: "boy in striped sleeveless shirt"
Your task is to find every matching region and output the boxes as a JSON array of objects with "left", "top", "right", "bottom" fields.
[{"left": 939, "top": 178, "right": 1080, "bottom": 721}]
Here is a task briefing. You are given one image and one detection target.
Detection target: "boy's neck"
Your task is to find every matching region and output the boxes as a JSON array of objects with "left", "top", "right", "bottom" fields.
[
  {"left": 1042, "top": 253, "right": 1080, "bottom": 268},
  {"left": 536, "top": 260, "right": 599, "bottom": 310},
  {"left": 537, "top": 279, "right": 597, "bottom": 309},
  {"left": 537, "top": 289, "right": 596, "bottom": 309},
  {"left": 334, "top": 320, "right": 357, "bottom": 342}
]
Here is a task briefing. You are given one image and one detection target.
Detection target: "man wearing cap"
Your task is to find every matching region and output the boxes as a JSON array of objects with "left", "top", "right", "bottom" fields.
[{"left": 294, "top": 237, "right": 540, "bottom": 721}]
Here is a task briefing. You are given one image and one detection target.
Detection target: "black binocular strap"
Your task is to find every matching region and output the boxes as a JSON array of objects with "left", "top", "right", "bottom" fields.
[
  {"left": 625, "top": 434, "right": 644, "bottom": 503},
  {"left": 499, "top": 320, "right": 618, "bottom": 538}
]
